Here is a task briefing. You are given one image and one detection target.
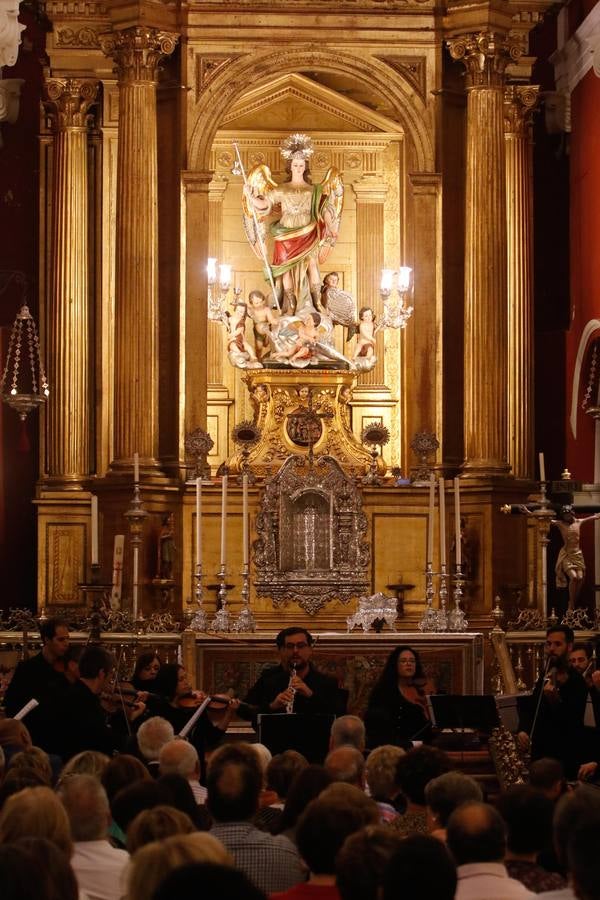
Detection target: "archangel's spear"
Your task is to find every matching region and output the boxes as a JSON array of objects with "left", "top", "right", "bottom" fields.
[{"left": 232, "top": 141, "right": 281, "bottom": 312}]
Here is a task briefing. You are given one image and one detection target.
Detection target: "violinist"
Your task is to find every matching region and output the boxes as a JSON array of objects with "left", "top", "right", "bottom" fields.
[
  {"left": 131, "top": 652, "right": 161, "bottom": 693},
  {"left": 570, "top": 642, "right": 600, "bottom": 768},
  {"left": 517, "top": 625, "right": 588, "bottom": 780},
  {"left": 3, "top": 617, "right": 71, "bottom": 746},
  {"left": 55, "top": 645, "right": 146, "bottom": 762},
  {"left": 365, "top": 646, "right": 434, "bottom": 750}
]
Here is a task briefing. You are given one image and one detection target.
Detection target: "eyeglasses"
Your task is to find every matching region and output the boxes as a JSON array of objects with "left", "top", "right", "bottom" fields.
[
  {"left": 398, "top": 658, "right": 415, "bottom": 665},
  {"left": 284, "top": 642, "right": 309, "bottom": 651}
]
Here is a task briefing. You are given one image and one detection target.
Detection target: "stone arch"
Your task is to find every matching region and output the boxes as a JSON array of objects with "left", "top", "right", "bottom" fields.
[{"left": 188, "top": 48, "right": 434, "bottom": 173}]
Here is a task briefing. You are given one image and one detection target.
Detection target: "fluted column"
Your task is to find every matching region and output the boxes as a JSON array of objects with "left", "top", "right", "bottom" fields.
[
  {"left": 504, "top": 85, "right": 538, "bottom": 479},
  {"left": 43, "top": 78, "right": 99, "bottom": 483},
  {"left": 448, "top": 32, "right": 521, "bottom": 476},
  {"left": 351, "top": 179, "right": 387, "bottom": 386},
  {"left": 100, "top": 27, "right": 178, "bottom": 472},
  {"left": 208, "top": 178, "right": 228, "bottom": 387}
]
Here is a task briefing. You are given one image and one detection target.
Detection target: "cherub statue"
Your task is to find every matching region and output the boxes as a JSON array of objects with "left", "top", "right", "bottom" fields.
[
  {"left": 242, "top": 133, "right": 343, "bottom": 316},
  {"left": 225, "top": 300, "right": 262, "bottom": 369},
  {"left": 246, "top": 289, "right": 280, "bottom": 360},
  {"left": 352, "top": 307, "right": 377, "bottom": 360}
]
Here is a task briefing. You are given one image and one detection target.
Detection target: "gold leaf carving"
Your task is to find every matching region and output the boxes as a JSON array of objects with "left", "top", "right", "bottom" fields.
[
  {"left": 376, "top": 55, "right": 427, "bottom": 100},
  {"left": 55, "top": 26, "right": 101, "bottom": 48}
]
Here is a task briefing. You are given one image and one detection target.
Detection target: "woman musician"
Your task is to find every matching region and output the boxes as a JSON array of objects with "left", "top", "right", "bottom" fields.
[{"left": 365, "top": 646, "right": 434, "bottom": 750}]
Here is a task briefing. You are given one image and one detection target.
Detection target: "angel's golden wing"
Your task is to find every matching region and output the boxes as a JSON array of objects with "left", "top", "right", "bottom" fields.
[
  {"left": 242, "top": 164, "right": 278, "bottom": 260},
  {"left": 318, "top": 166, "right": 344, "bottom": 264}
]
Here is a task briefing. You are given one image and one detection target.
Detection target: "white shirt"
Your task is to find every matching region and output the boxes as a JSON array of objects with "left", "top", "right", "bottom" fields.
[
  {"left": 537, "top": 890, "right": 577, "bottom": 899},
  {"left": 71, "top": 840, "right": 129, "bottom": 900},
  {"left": 189, "top": 779, "right": 207, "bottom": 804},
  {"left": 456, "top": 863, "right": 535, "bottom": 900}
]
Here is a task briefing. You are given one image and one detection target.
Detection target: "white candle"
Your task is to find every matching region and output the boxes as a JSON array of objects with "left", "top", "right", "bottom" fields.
[
  {"left": 438, "top": 476, "right": 446, "bottom": 567},
  {"left": 242, "top": 473, "right": 249, "bottom": 567},
  {"left": 132, "top": 548, "right": 139, "bottom": 621},
  {"left": 220, "top": 473, "right": 228, "bottom": 568},
  {"left": 454, "top": 477, "right": 462, "bottom": 567},
  {"left": 134, "top": 452, "right": 140, "bottom": 484},
  {"left": 90, "top": 494, "right": 99, "bottom": 565},
  {"left": 538, "top": 451, "right": 546, "bottom": 483},
  {"left": 195, "top": 477, "right": 202, "bottom": 567},
  {"left": 427, "top": 473, "right": 435, "bottom": 565}
]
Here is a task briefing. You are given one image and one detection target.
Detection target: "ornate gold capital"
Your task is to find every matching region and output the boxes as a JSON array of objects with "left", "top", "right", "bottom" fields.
[
  {"left": 100, "top": 26, "right": 178, "bottom": 83},
  {"left": 503, "top": 84, "right": 539, "bottom": 136},
  {"left": 42, "top": 78, "right": 99, "bottom": 131},
  {"left": 447, "top": 31, "right": 523, "bottom": 88}
]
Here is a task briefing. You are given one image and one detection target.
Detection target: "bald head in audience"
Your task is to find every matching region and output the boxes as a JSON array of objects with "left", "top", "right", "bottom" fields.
[
  {"left": 324, "top": 746, "right": 365, "bottom": 789},
  {"left": 330, "top": 716, "right": 366, "bottom": 752},
  {"left": 446, "top": 802, "right": 506, "bottom": 865}
]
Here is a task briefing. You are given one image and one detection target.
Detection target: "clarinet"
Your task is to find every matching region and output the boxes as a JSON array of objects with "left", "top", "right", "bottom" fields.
[{"left": 286, "top": 664, "right": 297, "bottom": 714}]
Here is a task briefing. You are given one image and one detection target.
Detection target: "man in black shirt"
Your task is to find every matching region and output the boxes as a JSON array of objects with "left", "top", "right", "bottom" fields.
[
  {"left": 518, "top": 625, "right": 588, "bottom": 779},
  {"left": 3, "top": 617, "right": 70, "bottom": 744}
]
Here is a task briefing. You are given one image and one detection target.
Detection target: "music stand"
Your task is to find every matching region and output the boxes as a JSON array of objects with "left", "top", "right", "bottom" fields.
[
  {"left": 428, "top": 694, "right": 500, "bottom": 741},
  {"left": 257, "top": 713, "right": 335, "bottom": 764}
]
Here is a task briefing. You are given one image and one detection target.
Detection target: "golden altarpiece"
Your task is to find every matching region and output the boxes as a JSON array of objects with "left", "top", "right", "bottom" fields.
[{"left": 33, "top": 0, "right": 552, "bottom": 639}]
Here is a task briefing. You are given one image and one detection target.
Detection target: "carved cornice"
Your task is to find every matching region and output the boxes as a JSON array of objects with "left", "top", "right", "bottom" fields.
[
  {"left": 45, "top": 1, "right": 108, "bottom": 16},
  {"left": 100, "top": 26, "right": 178, "bottom": 83},
  {"left": 375, "top": 56, "right": 427, "bottom": 101},
  {"left": 55, "top": 25, "right": 102, "bottom": 49},
  {"left": 503, "top": 84, "right": 539, "bottom": 136},
  {"left": 42, "top": 78, "right": 100, "bottom": 131},
  {"left": 447, "top": 31, "right": 523, "bottom": 88}
]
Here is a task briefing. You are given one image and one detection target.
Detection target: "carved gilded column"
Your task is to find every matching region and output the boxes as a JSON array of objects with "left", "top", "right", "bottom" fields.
[
  {"left": 100, "top": 27, "right": 178, "bottom": 472},
  {"left": 208, "top": 179, "right": 228, "bottom": 387},
  {"left": 504, "top": 85, "right": 538, "bottom": 479},
  {"left": 42, "top": 78, "right": 99, "bottom": 483},
  {"left": 448, "top": 32, "right": 521, "bottom": 475},
  {"left": 351, "top": 179, "right": 387, "bottom": 387}
]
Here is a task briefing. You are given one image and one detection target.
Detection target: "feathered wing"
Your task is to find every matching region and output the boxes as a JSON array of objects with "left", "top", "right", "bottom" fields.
[
  {"left": 318, "top": 166, "right": 344, "bottom": 264},
  {"left": 242, "top": 164, "right": 277, "bottom": 260}
]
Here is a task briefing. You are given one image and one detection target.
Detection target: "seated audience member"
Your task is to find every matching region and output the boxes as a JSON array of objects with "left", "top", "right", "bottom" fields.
[
  {"left": 496, "top": 785, "right": 566, "bottom": 894},
  {"left": 207, "top": 742, "right": 305, "bottom": 894},
  {"left": 537, "top": 784, "right": 600, "bottom": 899},
  {"left": 0, "top": 766, "right": 48, "bottom": 809},
  {"left": 125, "top": 832, "right": 232, "bottom": 900},
  {"left": 390, "top": 745, "right": 452, "bottom": 837},
  {"left": 0, "top": 718, "right": 32, "bottom": 764},
  {"left": 446, "top": 802, "right": 534, "bottom": 899},
  {"left": 59, "top": 750, "right": 111, "bottom": 783},
  {"left": 101, "top": 754, "right": 151, "bottom": 804},
  {"left": 330, "top": 716, "right": 366, "bottom": 753},
  {"left": 424, "top": 771, "right": 483, "bottom": 841},
  {"left": 7, "top": 746, "right": 53, "bottom": 785},
  {"left": 324, "top": 746, "right": 366, "bottom": 789},
  {"left": 529, "top": 758, "right": 566, "bottom": 802},
  {"left": 153, "top": 861, "right": 267, "bottom": 900},
  {"left": 126, "top": 805, "right": 195, "bottom": 853},
  {"left": 254, "top": 750, "right": 308, "bottom": 833},
  {"left": 110, "top": 779, "right": 172, "bottom": 844},
  {"left": 58, "top": 773, "right": 129, "bottom": 900},
  {"left": 135, "top": 716, "right": 174, "bottom": 775},
  {"left": 159, "top": 738, "right": 206, "bottom": 803},
  {"left": 383, "top": 834, "right": 457, "bottom": 900},
  {"left": 336, "top": 825, "right": 403, "bottom": 900},
  {"left": 5, "top": 837, "right": 79, "bottom": 900},
  {"left": 157, "top": 772, "right": 208, "bottom": 829},
  {"left": 272, "top": 785, "right": 379, "bottom": 900},
  {"left": 276, "top": 764, "right": 334, "bottom": 843},
  {"left": 365, "top": 745, "right": 406, "bottom": 823},
  {"left": 567, "top": 821, "right": 600, "bottom": 900},
  {"left": 0, "top": 785, "right": 73, "bottom": 857},
  {"left": 0, "top": 744, "right": 4, "bottom": 779}
]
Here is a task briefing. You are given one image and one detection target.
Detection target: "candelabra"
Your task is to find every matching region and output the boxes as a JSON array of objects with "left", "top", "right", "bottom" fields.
[
  {"left": 207, "top": 258, "right": 239, "bottom": 321},
  {"left": 124, "top": 480, "right": 149, "bottom": 626},
  {"left": 79, "top": 564, "right": 112, "bottom": 643},
  {"left": 186, "top": 563, "right": 209, "bottom": 631},
  {"left": 448, "top": 564, "right": 468, "bottom": 632},
  {"left": 210, "top": 564, "right": 232, "bottom": 632},
  {"left": 418, "top": 562, "right": 438, "bottom": 632},
  {"left": 232, "top": 564, "right": 256, "bottom": 632},
  {"left": 379, "top": 267, "right": 414, "bottom": 331}
]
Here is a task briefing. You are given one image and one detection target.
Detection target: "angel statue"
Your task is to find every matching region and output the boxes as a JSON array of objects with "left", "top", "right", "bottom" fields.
[{"left": 242, "top": 133, "right": 343, "bottom": 317}]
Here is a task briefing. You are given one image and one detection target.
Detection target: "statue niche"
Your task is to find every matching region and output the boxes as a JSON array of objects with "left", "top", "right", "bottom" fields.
[{"left": 254, "top": 455, "right": 370, "bottom": 615}]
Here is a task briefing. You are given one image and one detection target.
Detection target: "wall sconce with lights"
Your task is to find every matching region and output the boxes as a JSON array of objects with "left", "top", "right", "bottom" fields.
[
  {"left": 207, "top": 258, "right": 241, "bottom": 321},
  {"left": 379, "top": 267, "right": 414, "bottom": 330}
]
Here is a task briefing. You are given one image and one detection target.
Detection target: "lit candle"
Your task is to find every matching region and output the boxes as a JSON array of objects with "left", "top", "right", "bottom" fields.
[
  {"left": 207, "top": 258, "right": 217, "bottom": 284},
  {"left": 219, "top": 264, "right": 232, "bottom": 291},
  {"left": 90, "top": 494, "right": 99, "bottom": 566},
  {"left": 438, "top": 476, "right": 446, "bottom": 567},
  {"left": 242, "top": 473, "right": 249, "bottom": 567},
  {"left": 427, "top": 473, "right": 435, "bottom": 565},
  {"left": 454, "top": 477, "right": 462, "bottom": 567},
  {"left": 398, "top": 266, "right": 412, "bottom": 293},
  {"left": 220, "top": 473, "right": 228, "bottom": 568},
  {"left": 133, "top": 452, "right": 139, "bottom": 484},
  {"left": 538, "top": 451, "right": 546, "bottom": 483},
  {"left": 195, "top": 477, "right": 202, "bottom": 567},
  {"left": 380, "top": 269, "right": 394, "bottom": 292}
]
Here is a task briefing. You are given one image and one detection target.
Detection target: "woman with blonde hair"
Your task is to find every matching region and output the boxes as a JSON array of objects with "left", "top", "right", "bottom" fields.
[
  {"left": 126, "top": 805, "right": 195, "bottom": 853},
  {"left": 59, "top": 749, "right": 110, "bottom": 782},
  {"left": 0, "top": 786, "right": 72, "bottom": 857},
  {"left": 126, "top": 832, "right": 232, "bottom": 900},
  {"left": 7, "top": 746, "right": 53, "bottom": 785}
]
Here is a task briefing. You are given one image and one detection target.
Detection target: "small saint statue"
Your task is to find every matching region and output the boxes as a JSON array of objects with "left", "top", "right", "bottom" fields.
[{"left": 157, "top": 513, "right": 176, "bottom": 582}]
